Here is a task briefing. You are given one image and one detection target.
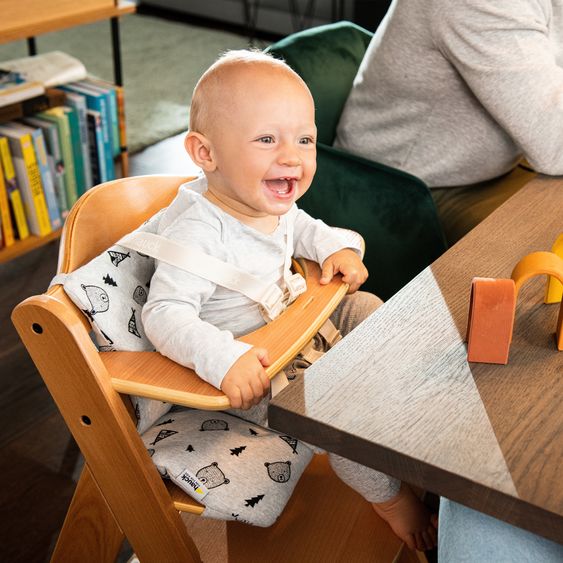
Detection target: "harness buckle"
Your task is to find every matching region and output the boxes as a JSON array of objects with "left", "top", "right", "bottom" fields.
[
  {"left": 285, "top": 273, "right": 307, "bottom": 302},
  {"left": 259, "top": 285, "right": 286, "bottom": 321}
]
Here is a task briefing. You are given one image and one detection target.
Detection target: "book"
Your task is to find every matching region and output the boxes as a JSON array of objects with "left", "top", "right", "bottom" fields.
[
  {"left": 11, "top": 122, "right": 62, "bottom": 230},
  {"left": 86, "top": 109, "right": 107, "bottom": 184},
  {"left": 0, "top": 136, "right": 29, "bottom": 240},
  {"left": 23, "top": 115, "right": 69, "bottom": 218},
  {"left": 61, "top": 83, "right": 114, "bottom": 180},
  {"left": 0, "top": 125, "right": 51, "bottom": 236},
  {"left": 63, "top": 91, "right": 93, "bottom": 190},
  {"left": 0, "top": 51, "right": 87, "bottom": 88},
  {"left": 37, "top": 107, "right": 79, "bottom": 208},
  {"left": 0, "top": 150, "right": 15, "bottom": 246},
  {"left": 82, "top": 77, "right": 120, "bottom": 157},
  {"left": 0, "top": 88, "right": 66, "bottom": 123},
  {"left": 62, "top": 106, "right": 86, "bottom": 197},
  {"left": 87, "top": 77, "right": 127, "bottom": 157},
  {"left": 0, "top": 69, "right": 44, "bottom": 108}
]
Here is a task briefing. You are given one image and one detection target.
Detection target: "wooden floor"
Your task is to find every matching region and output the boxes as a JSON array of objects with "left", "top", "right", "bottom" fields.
[{"left": 0, "top": 133, "right": 437, "bottom": 562}]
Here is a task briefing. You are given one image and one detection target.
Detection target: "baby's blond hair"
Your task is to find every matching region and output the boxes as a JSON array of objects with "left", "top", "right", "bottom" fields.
[{"left": 189, "top": 49, "right": 305, "bottom": 134}]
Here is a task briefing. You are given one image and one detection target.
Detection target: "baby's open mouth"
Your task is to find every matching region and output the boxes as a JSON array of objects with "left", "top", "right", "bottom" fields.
[{"left": 264, "top": 177, "right": 297, "bottom": 196}]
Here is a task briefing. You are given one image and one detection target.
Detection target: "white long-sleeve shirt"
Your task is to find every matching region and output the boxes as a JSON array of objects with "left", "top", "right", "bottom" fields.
[
  {"left": 142, "top": 176, "right": 361, "bottom": 389},
  {"left": 336, "top": 0, "right": 563, "bottom": 187}
]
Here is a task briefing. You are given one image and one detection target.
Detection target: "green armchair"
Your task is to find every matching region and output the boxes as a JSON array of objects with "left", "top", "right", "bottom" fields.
[{"left": 266, "top": 22, "right": 447, "bottom": 300}]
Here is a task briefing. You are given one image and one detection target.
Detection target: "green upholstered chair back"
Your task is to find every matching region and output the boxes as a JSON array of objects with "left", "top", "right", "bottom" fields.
[
  {"left": 266, "top": 21, "right": 373, "bottom": 146},
  {"left": 307, "top": 145, "right": 446, "bottom": 299}
]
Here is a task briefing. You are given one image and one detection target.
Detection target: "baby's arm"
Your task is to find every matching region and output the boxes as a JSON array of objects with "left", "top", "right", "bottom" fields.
[
  {"left": 292, "top": 208, "right": 367, "bottom": 293},
  {"left": 143, "top": 259, "right": 270, "bottom": 406}
]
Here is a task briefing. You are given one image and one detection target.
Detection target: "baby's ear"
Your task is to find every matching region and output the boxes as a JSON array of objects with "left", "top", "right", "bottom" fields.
[{"left": 185, "top": 131, "right": 216, "bottom": 171}]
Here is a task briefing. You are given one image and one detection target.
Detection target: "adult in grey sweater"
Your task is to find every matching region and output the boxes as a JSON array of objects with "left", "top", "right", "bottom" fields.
[{"left": 335, "top": 0, "right": 561, "bottom": 243}]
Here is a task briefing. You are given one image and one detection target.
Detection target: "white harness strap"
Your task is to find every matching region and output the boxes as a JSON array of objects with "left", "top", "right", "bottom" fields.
[{"left": 118, "top": 228, "right": 306, "bottom": 322}]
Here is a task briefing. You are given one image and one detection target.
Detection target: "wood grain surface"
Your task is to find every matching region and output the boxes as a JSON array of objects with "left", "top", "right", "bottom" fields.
[
  {"left": 0, "top": 0, "right": 136, "bottom": 44},
  {"left": 269, "top": 176, "right": 563, "bottom": 544}
]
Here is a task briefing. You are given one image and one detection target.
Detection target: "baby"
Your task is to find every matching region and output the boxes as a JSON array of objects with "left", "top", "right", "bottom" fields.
[{"left": 142, "top": 50, "right": 437, "bottom": 551}]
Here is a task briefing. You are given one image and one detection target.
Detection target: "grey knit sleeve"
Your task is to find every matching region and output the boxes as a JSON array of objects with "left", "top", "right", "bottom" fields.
[{"left": 431, "top": 0, "right": 563, "bottom": 174}]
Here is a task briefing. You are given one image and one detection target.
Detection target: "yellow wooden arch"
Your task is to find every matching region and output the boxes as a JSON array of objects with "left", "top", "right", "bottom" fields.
[
  {"left": 546, "top": 234, "right": 563, "bottom": 303},
  {"left": 511, "top": 251, "right": 563, "bottom": 350}
]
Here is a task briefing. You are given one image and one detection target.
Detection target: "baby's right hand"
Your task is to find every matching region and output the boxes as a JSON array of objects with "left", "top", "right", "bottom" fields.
[{"left": 221, "top": 348, "right": 271, "bottom": 410}]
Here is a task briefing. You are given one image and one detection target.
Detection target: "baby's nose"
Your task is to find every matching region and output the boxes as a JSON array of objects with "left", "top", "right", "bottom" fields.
[{"left": 279, "top": 148, "right": 301, "bottom": 166}]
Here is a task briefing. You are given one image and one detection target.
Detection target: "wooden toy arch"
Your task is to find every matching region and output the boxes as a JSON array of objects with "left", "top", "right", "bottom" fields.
[
  {"left": 546, "top": 234, "right": 563, "bottom": 303},
  {"left": 511, "top": 251, "right": 563, "bottom": 352}
]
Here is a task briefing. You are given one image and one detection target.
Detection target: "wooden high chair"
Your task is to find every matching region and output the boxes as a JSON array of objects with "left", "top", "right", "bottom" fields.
[{"left": 12, "top": 175, "right": 417, "bottom": 562}]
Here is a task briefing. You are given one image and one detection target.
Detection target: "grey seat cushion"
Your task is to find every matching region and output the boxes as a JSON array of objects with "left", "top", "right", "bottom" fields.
[{"left": 141, "top": 408, "right": 314, "bottom": 526}]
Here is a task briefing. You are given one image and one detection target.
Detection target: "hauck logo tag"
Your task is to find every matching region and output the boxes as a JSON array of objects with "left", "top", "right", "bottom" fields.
[{"left": 176, "top": 468, "right": 209, "bottom": 499}]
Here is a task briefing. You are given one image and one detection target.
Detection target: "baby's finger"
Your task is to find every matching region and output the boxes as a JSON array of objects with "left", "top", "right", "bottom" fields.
[
  {"left": 239, "top": 383, "right": 255, "bottom": 410},
  {"left": 249, "top": 374, "right": 267, "bottom": 403},
  {"left": 226, "top": 385, "right": 242, "bottom": 409},
  {"left": 320, "top": 260, "right": 335, "bottom": 284},
  {"left": 254, "top": 347, "right": 270, "bottom": 367},
  {"left": 259, "top": 369, "right": 270, "bottom": 393}
]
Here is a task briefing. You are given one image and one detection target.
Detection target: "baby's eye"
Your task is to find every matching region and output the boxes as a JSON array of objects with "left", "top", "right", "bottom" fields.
[
  {"left": 299, "top": 137, "right": 315, "bottom": 145},
  {"left": 257, "top": 136, "right": 275, "bottom": 144}
]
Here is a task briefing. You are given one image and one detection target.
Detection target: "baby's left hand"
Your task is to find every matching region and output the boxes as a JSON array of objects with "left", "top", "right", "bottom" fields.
[{"left": 320, "top": 249, "right": 368, "bottom": 294}]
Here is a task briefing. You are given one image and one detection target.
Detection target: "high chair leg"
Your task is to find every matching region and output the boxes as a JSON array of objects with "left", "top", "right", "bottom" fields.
[{"left": 52, "top": 465, "right": 125, "bottom": 562}]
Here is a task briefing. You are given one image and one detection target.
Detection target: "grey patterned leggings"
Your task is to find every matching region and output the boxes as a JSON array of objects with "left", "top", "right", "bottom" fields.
[{"left": 229, "top": 291, "right": 401, "bottom": 504}]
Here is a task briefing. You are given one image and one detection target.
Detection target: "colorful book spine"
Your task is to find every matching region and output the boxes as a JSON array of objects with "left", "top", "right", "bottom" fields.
[
  {"left": 83, "top": 78, "right": 120, "bottom": 157},
  {"left": 38, "top": 107, "right": 78, "bottom": 208},
  {"left": 0, "top": 136, "right": 29, "bottom": 240},
  {"left": 63, "top": 91, "right": 93, "bottom": 190},
  {"left": 0, "top": 126, "right": 52, "bottom": 236},
  {"left": 115, "top": 85, "right": 127, "bottom": 156},
  {"left": 60, "top": 83, "right": 114, "bottom": 181},
  {"left": 23, "top": 116, "right": 69, "bottom": 218},
  {"left": 63, "top": 106, "right": 86, "bottom": 197},
  {"left": 28, "top": 127, "right": 62, "bottom": 230},
  {"left": 0, "top": 152, "right": 15, "bottom": 246},
  {"left": 86, "top": 109, "right": 107, "bottom": 184}
]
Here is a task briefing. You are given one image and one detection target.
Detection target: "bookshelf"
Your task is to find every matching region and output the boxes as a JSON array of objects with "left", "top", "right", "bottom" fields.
[{"left": 0, "top": 0, "right": 135, "bottom": 263}]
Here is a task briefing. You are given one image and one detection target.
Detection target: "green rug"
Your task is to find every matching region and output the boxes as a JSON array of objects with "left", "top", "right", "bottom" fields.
[{"left": 0, "top": 14, "right": 261, "bottom": 153}]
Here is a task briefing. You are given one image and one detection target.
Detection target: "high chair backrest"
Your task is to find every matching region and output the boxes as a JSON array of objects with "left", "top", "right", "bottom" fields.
[{"left": 58, "top": 175, "right": 192, "bottom": 272}]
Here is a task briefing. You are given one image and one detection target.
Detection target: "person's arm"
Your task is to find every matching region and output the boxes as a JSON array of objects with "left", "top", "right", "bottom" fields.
[{"left": 432, "top": 0, "right": 563, "bottom": 174}]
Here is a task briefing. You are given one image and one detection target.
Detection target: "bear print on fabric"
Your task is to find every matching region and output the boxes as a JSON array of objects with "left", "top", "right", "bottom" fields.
[
  {"left": 200, "top": 419, "right": 229, "bottom": 431},
  {"left": 196, "top": 462, "right": 230, "bottom": 489},
  {"left": 265, "top": 461, "right": 292, "bottom": 483},
  {"left": 81, "top": 284, "right": 109, "bottom": 315}
]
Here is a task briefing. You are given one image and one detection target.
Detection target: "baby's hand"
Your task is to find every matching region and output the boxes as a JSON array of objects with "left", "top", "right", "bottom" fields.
[
  {"left": 221, "top": 348, "right": 271, "bottom": 410},
  {"left": 320, "top": 249, "right": 368, "bottom": 294}
]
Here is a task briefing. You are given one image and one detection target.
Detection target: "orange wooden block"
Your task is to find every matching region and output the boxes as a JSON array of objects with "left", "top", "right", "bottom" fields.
[{"left": 466, "top": 277, "right": 517, "bottom": 364}]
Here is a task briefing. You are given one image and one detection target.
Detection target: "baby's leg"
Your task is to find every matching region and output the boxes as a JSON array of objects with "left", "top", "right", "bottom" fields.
[
  {"left": 329, "top": 290, "right": 383, "bottom": 337},
  {"left": 329, "top": 453, "right": 437, "bottom": 551},
  {"left": 329, "top": 292, "right": 438, "bottom": 551}
]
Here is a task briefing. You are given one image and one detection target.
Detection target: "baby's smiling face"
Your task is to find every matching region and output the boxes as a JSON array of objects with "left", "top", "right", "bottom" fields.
[{"left": 201, "top": 64, "right": 317, "bottom": 228}]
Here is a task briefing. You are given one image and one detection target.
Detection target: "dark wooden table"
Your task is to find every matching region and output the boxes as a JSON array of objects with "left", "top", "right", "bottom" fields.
[{"left": 269, "top": 176, "right": 563, "bottom": 544}]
